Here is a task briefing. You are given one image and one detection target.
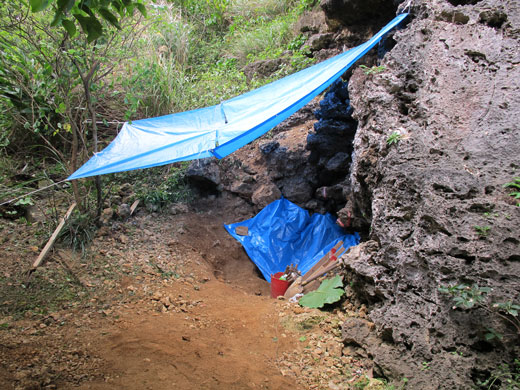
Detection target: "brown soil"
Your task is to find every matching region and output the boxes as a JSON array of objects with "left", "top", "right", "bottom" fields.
[{"left": 0, "top": 195, "right": 371, "bottom": 390}]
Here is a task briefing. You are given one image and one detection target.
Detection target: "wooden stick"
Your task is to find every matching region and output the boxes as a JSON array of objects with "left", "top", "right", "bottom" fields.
[
  {"left": 302, "top": 246, "right": 346, "bottom": 283},
  {"left": 302, "top": 260, "right": 342, "bottom": 286},
  {"left": 130, "top": 199, "right": 140, "bottom": 216},
  {"left": 30, "top": 203, "right": 76, "bottom": 271},
  {"left": 302, "top": 241, "right": 343, "bottom": 283}
]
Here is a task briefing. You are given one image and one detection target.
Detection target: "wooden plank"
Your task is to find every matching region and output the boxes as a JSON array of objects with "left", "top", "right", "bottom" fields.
[
  {"left": 302, "top": 242, "right": 343, "bottom": 283},
  {"left": 30, "top": 203, "right": 76, "bottom": 271},
  {"left": 301, "top": 241, "right": 343, "bottom": 283},
  {"left": 302, "top": 261, "right": 342, "bottom": 287},
  {"left": 130, "top": 199, "right": 140, "bottom": 215}
]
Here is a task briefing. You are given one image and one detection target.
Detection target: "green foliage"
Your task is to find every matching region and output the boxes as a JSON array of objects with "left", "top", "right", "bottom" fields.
[
  {"left": 387, "top": 131, "right": 403, "bottom": 146},
  {"left": 14, "top": 197, "right": 34, "bottom": 207},
  {"left": 58, "top": 211, "right": 97, "bottom": 255},
  {"left": 360, "top": 64, "right": 386, "bottom": 75},
  {"left": 135, "top": 164, "right": 193, "bottom": 211},
  {"left": 494, "top": 302, "right": 520, "bottom": 318},
  {"left": 29, "top": 0, "right": 147, "bottom": 42},
  {"left": 478, "top": 359, "right": 520, "bottom": 390},
  {"left": 503, "top": 177, "right": 520, "bottom": 206},
  {"left": 439, "top": 283, "right": 520, "bottom": 341},
  {"left": 299, "top": 275, "right": 345, "bottom": 309},
  {"left": 474, "top": 225, "right": 491, "bottom": 237},
  {"left": 119, "top": 0, "right": 310, "bottom": 119},
  {"left": 438, "top": 284, "right": 491, "bottom": 309}
]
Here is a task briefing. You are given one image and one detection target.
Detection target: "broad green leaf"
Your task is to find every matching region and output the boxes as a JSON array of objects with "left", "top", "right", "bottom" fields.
[
  {"left": 74, "top": 14, "right": 103, "bottom": 42},
  {"left": 62, "top": 19, "right": 77, "bottom": 37},
  {"left": 135, "top": 2, "right": 147, "bottom": 17},
  {"left": 299, "top": 275, "right": 344, "bottom": 309},
  {"left": 51, "top": 11, "right": 63, "bottom": 26},
  {"left": 30, "top": 0, "right": 50, "bottom": 12},
  {"left": 57, "top": 0, "right": 75, "bottom": 12},
  {"left": 56, "top": 102, "right": 67, "bottom": 114},
  {"left": 99, "top": 7, "right": 121, "bottom": 29}
]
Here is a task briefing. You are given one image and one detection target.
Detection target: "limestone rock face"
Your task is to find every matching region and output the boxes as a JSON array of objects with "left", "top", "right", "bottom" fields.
[{"left": 345, "top": 0, "right": 520, "bottom": 388}]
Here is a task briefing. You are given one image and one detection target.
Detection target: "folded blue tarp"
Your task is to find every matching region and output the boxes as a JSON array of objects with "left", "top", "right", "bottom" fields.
[
  {"left": 224, "top": 198, "right": 360, "bottom": 282},
  {"left": 68, "top": 13, "right": 408, "bottom": 180}
]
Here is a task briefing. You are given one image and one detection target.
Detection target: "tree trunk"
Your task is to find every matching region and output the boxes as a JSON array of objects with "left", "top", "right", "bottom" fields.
[
  {"left": 69, "top": 116, "right": 86, "bottom": 214},
  {"left": 81, "top": 62, "right": 103, "bottom": 218}
]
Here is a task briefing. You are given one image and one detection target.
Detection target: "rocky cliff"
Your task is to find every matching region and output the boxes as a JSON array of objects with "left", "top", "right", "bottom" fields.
[{"left": 337, "top": 0, "right": 520, "bottom": 388}]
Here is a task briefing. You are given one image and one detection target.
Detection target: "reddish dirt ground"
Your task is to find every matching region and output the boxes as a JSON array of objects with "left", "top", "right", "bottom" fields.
[{"left": 0, "top": 196, "right": 369, "bottom": 390}]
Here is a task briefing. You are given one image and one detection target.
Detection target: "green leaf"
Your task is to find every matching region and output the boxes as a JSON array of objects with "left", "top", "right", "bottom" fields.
[
  {"left": 74, "top": 14, "right": 103, "bottom": 42},
  {"left": 62, "top": 19, "right": 77, "bottom": 37},
  {"left": 135, "top": 2, "right": 147, "bottom": 17},
  {"left": 99, "top": 7, "right": 121, "bottom": 29},
  {"left": 299, "top": 275, "right": 344, "bottom": 309},
  {"left": 57, "top": 0, "right": 75, "bottom": 12},
  {"left": 51, "top": 11, "right": 63, "bottom": 26},
  {"left": 56, "top": 102, "right": 67, "bottom": 114},
  {"left": 30, "top": 0, "right": 50, "bottom": 12}
]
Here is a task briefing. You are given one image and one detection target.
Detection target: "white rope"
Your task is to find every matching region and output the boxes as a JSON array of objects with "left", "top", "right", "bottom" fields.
[{"left": 0, "top": 179, "right": 69, "bottom": 207}]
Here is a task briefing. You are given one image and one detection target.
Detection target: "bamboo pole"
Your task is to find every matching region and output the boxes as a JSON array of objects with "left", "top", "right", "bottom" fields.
[{"left": 30, "top": 203, "right": 76, "bottom": 272}]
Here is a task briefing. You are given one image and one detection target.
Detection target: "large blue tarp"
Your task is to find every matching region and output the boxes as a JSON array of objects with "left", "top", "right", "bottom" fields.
[
  {"left": 224, "top": 198, "right": 360, "bottom": 282},
  {"left": 68, "top": 13, "right": 407, "bottom": 180}
]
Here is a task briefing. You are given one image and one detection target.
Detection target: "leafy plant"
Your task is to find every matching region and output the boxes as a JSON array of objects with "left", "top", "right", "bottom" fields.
[
  {"left": 439, "top": 283, "right": 520, "bottom": 340},
  {"left": 28, "top": 0, "right": 147, "bottom": 42},
  {"left": 474, "top": 225, "right": 491, "bottom": 237},
  {"left": 360, "top": 64, "right": 386, "bottom": 75},
  {"left": 439, "top": 284, "right": 491, "bottom": 309},
  {"left": 387, "top": 131, "right": 403, "bottom": 146},
  {"left": 58, "top": 211, "right": 97, "bottom": 256},
  {"left": 503, "top": 177, "right": 520, "bottom": 206},
  {"left": 299, "top": 275, "right": 344, "bottom": 309},
  {"left": 14, "top": 197, "right": 34, "bottom": 207},
  {"left": 136, "top": 164, "right": 193, "bottom": 212},
  {"left": 478, "top": 359, "right": 520, "bottom": 390}
]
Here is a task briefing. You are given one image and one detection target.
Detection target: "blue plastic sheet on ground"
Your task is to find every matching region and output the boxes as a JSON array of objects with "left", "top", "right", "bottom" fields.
[{"left": 224, "top": 198, "right": 360, "bottom": 282}]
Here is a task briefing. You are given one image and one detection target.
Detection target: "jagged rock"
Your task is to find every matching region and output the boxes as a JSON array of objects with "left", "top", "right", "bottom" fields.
[
  {"left": 278, "top": 176, "right": 314, "bottom": 204},
  {"left": 295, "top": 9, "right": 328, "bottom": 34},
  {"left": 308, "top": 33, "right": 334, "bottom": 51},
  {"left": 251, "top": 182, "right": 281, "bottom": 209},
  {"left": 325, "top": 152, "right": 351, "bottom": 172},
  {"left": 228, "top": 173, "right": 256, "bottom": 198},
  {"left": 100, "top": 208, "right": 114, "bottom": 225},
  {"left": 169, "top": 203, "right": 189, "bottom": 215},
  {"left": 243, "top": 58, "right": 287, "bottom": 81},
  {"left": 187, "top": 158, "right": 221, "bottom": 195},
  {"left": 117, "top": 203, "right": 131, "bottom": 219},
  {"left": 259, "top": 141, "right": 280, "bottom": 155}
]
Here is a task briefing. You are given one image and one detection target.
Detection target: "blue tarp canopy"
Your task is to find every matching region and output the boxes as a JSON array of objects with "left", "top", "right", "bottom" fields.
[
  {"left": 225, "top": 198, "right": 360, "bottom": 282},
  {"left": 68, "top": 13, "right": 407, "bottom": 180}
]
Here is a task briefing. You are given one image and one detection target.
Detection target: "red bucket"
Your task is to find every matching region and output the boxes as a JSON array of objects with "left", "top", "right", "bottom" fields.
[{"left": 270, "top": 272, "right": 290, "bottom": 298}]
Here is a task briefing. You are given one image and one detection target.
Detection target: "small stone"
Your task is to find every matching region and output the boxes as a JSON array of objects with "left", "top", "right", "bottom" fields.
[
  {"left": 160, "top": 296, "right": 171, "bottom": 307},
  {"left": 117, "top": 203, "right": 131, "bottom": 219}
]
